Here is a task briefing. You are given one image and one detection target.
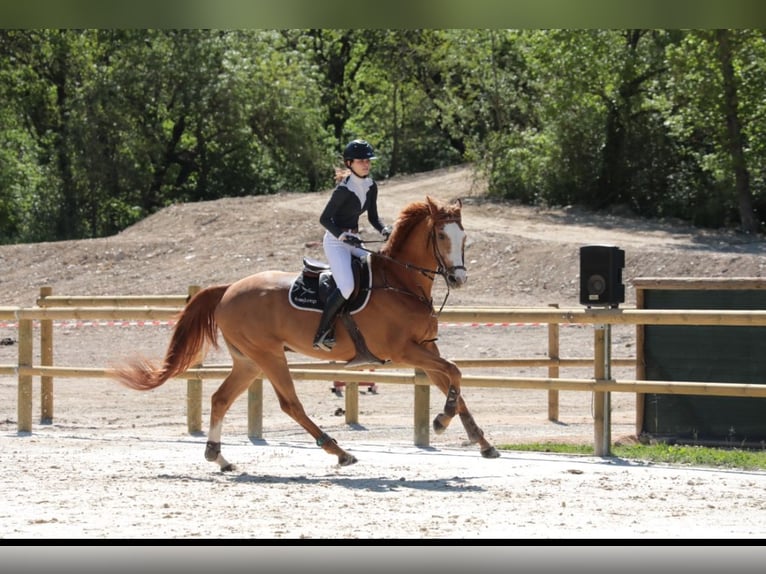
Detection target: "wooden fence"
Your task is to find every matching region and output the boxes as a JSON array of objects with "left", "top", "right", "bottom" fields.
[{"left": 3, "top": 284, "right": 766, "bottom": 456}]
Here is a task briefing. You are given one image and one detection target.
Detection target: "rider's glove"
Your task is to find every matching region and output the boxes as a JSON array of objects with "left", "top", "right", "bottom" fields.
[{"left": 340, "top": 232, "right": 363, "bottom": 247}]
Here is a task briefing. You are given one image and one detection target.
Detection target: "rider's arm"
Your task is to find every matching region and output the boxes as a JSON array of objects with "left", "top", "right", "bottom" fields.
[
  {"left": 320, "top": 187, "right": 349, "bottom": 238},
  {"left": 365, "top": 183, "right": 385, "bottom": 233}
]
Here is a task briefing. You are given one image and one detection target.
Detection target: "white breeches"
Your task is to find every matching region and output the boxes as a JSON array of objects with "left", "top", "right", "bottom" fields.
[{"left": 323, "top": 230, "right": 367, "bottom": 299}]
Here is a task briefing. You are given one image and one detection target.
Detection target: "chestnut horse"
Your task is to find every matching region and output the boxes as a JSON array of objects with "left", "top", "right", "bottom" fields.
[{"left": 114, "top": 195, "right": 499, "bottom": 471}]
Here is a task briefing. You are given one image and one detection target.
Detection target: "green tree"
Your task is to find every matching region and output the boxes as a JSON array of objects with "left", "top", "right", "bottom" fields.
[
  {"left": 664, "top": 30, "right": 764, "bottom": 232},
  {"left": 347, "top": 29, "right": 466, "bottom": 176},
  {"left": 490, "top": 30, "right": 679, "bottom": 212},
  {"left": 0, "top": 30, "right": 86, "bottom": 241},
  {"left": 1, "top": 30, "right": 335, "bottom": 242}
]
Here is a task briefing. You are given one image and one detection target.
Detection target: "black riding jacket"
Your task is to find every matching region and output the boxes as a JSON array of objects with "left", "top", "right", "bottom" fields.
[{"left": 319, "top": 174, "right": 385, "bottom": 238}]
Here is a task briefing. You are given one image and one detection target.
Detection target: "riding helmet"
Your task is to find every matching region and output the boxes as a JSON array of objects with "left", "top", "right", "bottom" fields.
[{"left": 343, "top": 139, "right": 377, "bottom": 161}]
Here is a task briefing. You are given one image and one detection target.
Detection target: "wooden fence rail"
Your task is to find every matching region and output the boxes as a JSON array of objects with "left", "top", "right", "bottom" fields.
[{"left": 3, "top": 286, "right": 766, "bottom": 456}]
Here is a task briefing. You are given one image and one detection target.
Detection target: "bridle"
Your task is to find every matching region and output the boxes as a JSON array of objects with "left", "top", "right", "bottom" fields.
[{"left": 359, "top": 216, "right": 466, "bottom": 314}]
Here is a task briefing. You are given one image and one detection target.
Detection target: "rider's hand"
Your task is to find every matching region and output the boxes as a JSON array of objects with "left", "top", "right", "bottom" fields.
[
  {"left": 340, "top": 232, "right": 363, "bottom": 247},
  {"left": 381, "top": 225, "right": 393, "bottom": 240}
]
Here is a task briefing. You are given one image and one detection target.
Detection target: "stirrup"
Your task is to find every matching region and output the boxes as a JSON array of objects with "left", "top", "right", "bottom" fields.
[{"left": 313, "top": 333, "right": 335, "bottom": 352}]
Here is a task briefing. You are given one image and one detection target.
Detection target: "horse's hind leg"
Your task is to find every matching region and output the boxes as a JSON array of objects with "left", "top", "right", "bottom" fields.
[
  {"left": 253, "top": 350, "right": 358, "bottom": 467},
  {"left": 205, "top": 352, "right": 262, "bottom": 472}
]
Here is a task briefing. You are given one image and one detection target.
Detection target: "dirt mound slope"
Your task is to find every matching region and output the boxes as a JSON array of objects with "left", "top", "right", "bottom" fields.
[{"left": 2, "top": 163, "right": 764, "bottom": 308}]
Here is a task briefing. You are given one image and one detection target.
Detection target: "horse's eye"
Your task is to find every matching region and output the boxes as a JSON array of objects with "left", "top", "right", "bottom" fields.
[{"left": 437, "top": 232, "right": 446, "bottom": 240}]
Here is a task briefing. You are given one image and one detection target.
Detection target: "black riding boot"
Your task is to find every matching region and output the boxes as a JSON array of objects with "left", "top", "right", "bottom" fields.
[{"left": 312, "top": 288, "right": 347, "bottom": 352}]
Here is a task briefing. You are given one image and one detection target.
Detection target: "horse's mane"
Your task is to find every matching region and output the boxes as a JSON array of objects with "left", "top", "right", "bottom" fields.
[{"left": 380, "top": 197, "right": 461, "bottom": 256}]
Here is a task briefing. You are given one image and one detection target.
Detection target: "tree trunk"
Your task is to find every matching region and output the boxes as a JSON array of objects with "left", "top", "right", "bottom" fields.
[{"left": 715, "top": 29, "right": 758, "bottom": 234}]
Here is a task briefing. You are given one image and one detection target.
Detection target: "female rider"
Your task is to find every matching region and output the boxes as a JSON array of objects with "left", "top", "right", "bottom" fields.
[{"left": 312, "top": 139, "right": 392, "bottom": 351}]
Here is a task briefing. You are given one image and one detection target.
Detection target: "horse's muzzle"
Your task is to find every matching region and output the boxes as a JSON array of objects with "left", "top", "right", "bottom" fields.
[{"left": 447, "top": 266, "right": 468, "bottom": 288}]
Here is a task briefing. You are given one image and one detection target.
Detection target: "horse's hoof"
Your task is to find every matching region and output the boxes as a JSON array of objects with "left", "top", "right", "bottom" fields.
[
  {"left": 338, "top": 453, "right": 358, "bottom": 466},
  {"left": 481, "top": 446, "right": 501, "bottom": 459},
  {"left": 432, "top": 414, "right": 450, "bottom": 435},
  {"left": 220, "top": 462, "right": 238, "bottom": 472}
]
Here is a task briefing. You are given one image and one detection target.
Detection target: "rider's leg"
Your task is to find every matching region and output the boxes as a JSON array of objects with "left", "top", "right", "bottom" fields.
[
  {"left": 312, "top": 287, "right": 347, "bottom": 351},
  {"left": 313, "top": 232, "right": 356, "bottom": 352}
]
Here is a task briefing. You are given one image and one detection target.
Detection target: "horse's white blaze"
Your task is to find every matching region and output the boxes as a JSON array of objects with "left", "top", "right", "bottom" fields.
[{"left": 443, "top": 221, "right": 467, "bottom": 285}]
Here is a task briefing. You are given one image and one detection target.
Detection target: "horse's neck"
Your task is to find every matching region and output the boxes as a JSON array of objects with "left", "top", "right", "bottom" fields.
[{"left": 384, "top": 241, "right": 437, "bottom": 297}]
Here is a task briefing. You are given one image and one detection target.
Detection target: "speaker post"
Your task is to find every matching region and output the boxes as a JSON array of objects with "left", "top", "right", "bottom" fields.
[
  {"left": 580, "top": 245, "right": 623, "bottom": 457},
  {"left": 593, "top": 322, "right": 612, "bottom": 456}
]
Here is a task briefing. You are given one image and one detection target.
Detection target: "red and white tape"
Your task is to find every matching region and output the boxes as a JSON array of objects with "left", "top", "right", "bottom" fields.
[
  {"left": 0, "top": 320, "right": 177, "bottom": 328},
  {"left": 0, "top": 319, "right": 585, "bottom": 329}
]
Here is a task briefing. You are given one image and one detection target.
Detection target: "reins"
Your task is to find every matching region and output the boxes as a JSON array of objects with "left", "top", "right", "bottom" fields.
[{"left": 357, "top": 218, "right": 463, "bottom": 314}]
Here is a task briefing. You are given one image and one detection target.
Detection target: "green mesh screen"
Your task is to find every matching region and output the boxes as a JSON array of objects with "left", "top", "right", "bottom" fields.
[{"left": 642, "top": 289, "right": 766, "bottom": 447}]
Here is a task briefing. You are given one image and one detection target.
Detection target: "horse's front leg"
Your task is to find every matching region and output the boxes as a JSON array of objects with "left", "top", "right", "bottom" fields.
[
  {"left": 400, "top": 341, "right": 499, "bottom": 458},
  {"left": 458, "top": 403, "right": 500, "bottom": 459},
  {"left": 403, "top": 341, "right": 463, "bottom": 435},
  {"left": 433, "top": 380, "right": 459, "bottom": 434},
  {"left": 434, "top": 385, "right": 499, "bottom": 459},
  {"left": 413, "top": 344, "right": 500, "bottom": 459}
]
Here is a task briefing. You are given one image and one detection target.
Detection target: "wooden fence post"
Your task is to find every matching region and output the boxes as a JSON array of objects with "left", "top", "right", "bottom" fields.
[
  {"left": 186, "top": 285, "right": 202, "bottom": 434},
  {"left": 547, "top": 303, "right": 560, "bottom": 422},
  {"left": 344, "top": 382, "right": 359, "bottom": 424},
  {"left": 39, "top": 287, "right": 54, "bottom": 424},
  {"left": 635, "top": 286, "right": 646, "bottom": 436},
  {"left": 247, "top": 378, "right": 263, "bottom": 439},
  {"left": 413, "top": 369, "right": 430, "bottom": 447},
  {"left": 17, "top": 318, "right": 33, "bottom": 433},
  {"left": 593, "top": 324, "right": 612, "bottom": 456}
]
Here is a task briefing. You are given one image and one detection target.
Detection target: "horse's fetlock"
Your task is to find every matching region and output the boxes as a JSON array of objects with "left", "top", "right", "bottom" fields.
[
  {"left": 205, "top": 440, "right": 221, "bottom": 461},
  {"left": 459, "top": 411, "right": 484, "bottom": 443},
  {"left": 443, "top": 385, "right": 459, "bottom": 417}
]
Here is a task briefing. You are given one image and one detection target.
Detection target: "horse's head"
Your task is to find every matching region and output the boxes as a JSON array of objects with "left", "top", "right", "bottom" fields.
[
  {"left": 382, "top": 196, "right": 468, "bottom": 289},
  {"left": 427, "top": 196, "right": 467, "bottom": 288}
]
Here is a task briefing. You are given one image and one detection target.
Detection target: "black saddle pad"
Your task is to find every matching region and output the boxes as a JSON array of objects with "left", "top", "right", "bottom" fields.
[{"left": 288, "top": 255, "right": 373, "bottom": 314}]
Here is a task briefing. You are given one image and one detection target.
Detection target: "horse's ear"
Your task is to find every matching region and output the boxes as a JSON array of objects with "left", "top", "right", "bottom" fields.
[
  {"left": 426, "top": 195, "right": 439, "bottom": 217},
  {"left": 451, "top": 198, "right": 463, "bottom": 223}
]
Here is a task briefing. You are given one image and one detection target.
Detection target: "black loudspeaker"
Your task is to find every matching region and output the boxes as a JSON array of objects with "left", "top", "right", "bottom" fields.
[{"left": 579, "top": 245, "right": 625, "bottom": 307}]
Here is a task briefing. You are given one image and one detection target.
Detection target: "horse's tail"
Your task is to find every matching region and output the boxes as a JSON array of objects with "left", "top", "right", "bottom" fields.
[{"left": 113, "top": 285, "right": 230, "bottom": 391}]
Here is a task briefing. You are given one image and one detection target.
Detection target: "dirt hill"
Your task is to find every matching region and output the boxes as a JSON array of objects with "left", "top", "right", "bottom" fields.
[{"left": 1, "top": 164, "right": 765, "bottom": 308}]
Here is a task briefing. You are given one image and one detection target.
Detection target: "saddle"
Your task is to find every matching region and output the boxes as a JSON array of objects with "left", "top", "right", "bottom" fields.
[
  {"left": 289, "top": 255, "right": 371, "bottom": 313},
  {"left": 289, "top": 255, "right": 386, "bottom": 368}
]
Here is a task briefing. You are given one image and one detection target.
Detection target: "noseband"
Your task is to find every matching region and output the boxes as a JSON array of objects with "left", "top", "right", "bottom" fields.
[{"left": 431, "top": 218, "right": 466, "bottom": 281}]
